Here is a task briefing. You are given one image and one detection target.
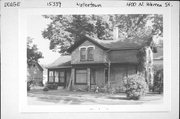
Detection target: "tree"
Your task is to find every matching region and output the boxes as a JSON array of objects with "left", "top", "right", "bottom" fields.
[
  {"left": 42, "top": 14, "right": 163, "bottom": 54},
  {"left": 27, "top": 37, "right": 43, "bottom": 67}
]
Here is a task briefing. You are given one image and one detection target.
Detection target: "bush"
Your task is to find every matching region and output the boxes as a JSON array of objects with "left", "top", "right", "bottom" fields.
[
  {"left": 153, "top": 68, "right": 163, "bottom": 93},
  {"left": 38, "top": 81, "right": 44, "bottom": 87},
  {"left": 45, "top": 83, "right": 58, "bottom": 90},
  {"left": 43, "top": 87, "right": 49, "bottom": 91},
  {"left": 27, "top": 80, "right": 34, "bottom": 91},
  {"left": 123, "top": 74, "right": 148, "bottom": 100}
]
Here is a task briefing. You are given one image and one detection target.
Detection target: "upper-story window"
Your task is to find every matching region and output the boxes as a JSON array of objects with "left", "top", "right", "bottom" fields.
[
  {"left": 87, "top": 47, "right": 94, "bottom": 61},
  {"left": 80, "top": 46, "right": 95, "bottom": 61},
  {"left": 80, "top": 48, "right": 86, "bottom": 61}
]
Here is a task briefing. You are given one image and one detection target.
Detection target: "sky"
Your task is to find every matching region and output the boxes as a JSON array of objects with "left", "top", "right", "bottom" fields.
[{"left": 27, "top": 15, "right": 60, "bottom": 65}]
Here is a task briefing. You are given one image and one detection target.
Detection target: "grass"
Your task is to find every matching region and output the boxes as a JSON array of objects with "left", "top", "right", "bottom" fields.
[{"left": 27, "top": 87, "right": 163, "bottom": 105}]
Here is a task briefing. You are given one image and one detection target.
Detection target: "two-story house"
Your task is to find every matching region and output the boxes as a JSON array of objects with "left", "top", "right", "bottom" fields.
[{"left": 47, "top": 32, "right": 155, "bottom": 91}]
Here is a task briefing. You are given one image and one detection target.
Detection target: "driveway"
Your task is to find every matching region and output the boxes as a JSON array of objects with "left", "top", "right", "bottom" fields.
[{"left": 27, "top": 87, "right": 163, "bottom": 105}]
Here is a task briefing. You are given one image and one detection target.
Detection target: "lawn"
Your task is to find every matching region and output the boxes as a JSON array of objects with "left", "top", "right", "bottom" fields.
[{"left": 27, "top": 87, "right": 163, "bottom": 105}]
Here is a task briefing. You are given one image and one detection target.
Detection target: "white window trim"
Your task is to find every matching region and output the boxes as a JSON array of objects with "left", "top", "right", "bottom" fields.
[
  {"left": 79, "top": 46, "right": 95, "bottom": 60},
  {"left": 79, "top": 45, "right": 95, "bottom": 50}
]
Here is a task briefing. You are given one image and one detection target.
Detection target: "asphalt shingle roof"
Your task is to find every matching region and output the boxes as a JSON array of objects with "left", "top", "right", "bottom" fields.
[{"left": 47, "top": 55, "right": 71, "bottom": 69}]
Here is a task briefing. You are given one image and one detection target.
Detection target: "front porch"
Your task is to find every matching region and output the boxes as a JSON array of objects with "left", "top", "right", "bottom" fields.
[{"left": 47, "top": 63, "right": 109, "bottom": 90}]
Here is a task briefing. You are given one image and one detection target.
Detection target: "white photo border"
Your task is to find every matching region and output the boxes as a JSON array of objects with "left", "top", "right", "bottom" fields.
[{"left": 19, "top": 7, "right": 171, "bottom": 112}]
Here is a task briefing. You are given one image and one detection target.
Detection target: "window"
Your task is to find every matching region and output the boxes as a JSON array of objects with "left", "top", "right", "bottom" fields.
[
  {"left": 49, "top": 71, "right": 54, "bottom": 82},
  {"left": 90, "top": 69, "right": 96, "bottom": 85},
  {"left": 80, "top": 48, "right": 86, "bottom": 61},
  {"left": 59, "top": 71, "right": 65, "bottom": 83},
  {"left": 87, "top": 47, "right": 94, "bottom": 60},
  {"left": 75, "top": 69, "right": 87, "bottom": 84},
  {"left": 55, "top": 71, "right": 59, "bottom": 83}
]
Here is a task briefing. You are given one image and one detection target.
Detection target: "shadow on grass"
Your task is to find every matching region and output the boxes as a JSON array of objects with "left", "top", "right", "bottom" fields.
[
  {"left": 36, "top": 95, "right": 96, "bottom": 104},
  {"left": 107, "top": 96, "right": 129, "bottom": 100}
]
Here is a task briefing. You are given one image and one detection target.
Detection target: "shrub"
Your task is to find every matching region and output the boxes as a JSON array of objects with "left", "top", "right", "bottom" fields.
[
  {"left": 45, "top": 83, "right": 58, "bottom": 90},
  {"left": 123, "top": 74, "right": 148, "bottom": 100},
  {"left": 27, "top": 80, "right": 34, "bottom": 91},
  {"left": 153, "top": 68, "right": 163, "bottom": 93},
  {"left": 38, "top": 81, "right": 44, "bottom": 87},
  {"left": 43, "top": 87, "right": 49, "bottom": 91}
]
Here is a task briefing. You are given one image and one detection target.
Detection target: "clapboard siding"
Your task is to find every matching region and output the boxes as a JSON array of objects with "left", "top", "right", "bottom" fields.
[
  {"left": 110, "top": 65, "right": 137, "bottom": 91},
  {"left": 109, "top": 50, "right": 138, "bottom": 64},
  {"left": 71, "top": 40, "right": 107, "bottom": 64}
]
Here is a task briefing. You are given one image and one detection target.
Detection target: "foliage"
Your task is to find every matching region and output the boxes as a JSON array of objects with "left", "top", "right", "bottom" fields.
[
  {"left": 45, "top": 83, "right": 58, "bottom": 90},
  {"left": 43, "top": 87, "right": 49, "bottom": 91},
  {"left": 38, "top": 81, "right": 44, "bottom": 87},
  {"left": 42, "top": 14, "right": 163, "bottom": 54},
  {"left": 95, "top": 83, "right": 122, "bottom": 94},
  {"left": 27, "top": 80, "right": 35, "bottom": 91},
  {"left": 153, "top": 65, "right": 163, "bottom": 93},
  {"left": 27, "top": 37, "right": 43, "bottom": 67},
  {"left": 123, "top": 74, "right": 148, "bottom": 100}
]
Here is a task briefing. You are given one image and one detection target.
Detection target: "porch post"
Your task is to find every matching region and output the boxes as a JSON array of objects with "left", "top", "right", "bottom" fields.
[
  {"left": 68, "top": 68, "right": 75, "bottom": 90},
  {"left": 47, "top": 69, "right": 49, "bottom": 83},
  {"left": 87, "top": 68, "right": 91, "bottom": 91},
  {"left": 108, "top": 62, "right": 111, "bottom": 86},
  {"left": 71, "top": 68, "right": 75, "bottom": 87}
]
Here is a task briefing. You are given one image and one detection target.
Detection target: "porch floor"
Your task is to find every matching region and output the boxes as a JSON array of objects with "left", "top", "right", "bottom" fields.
[{"left": 27, "top": 86, "right": 163, "bottom": 105}]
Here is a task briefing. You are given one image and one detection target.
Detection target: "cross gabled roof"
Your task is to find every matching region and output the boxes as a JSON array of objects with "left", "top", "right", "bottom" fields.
[{"left": 67, "top": 35, "right": 152, "bottom": 53}]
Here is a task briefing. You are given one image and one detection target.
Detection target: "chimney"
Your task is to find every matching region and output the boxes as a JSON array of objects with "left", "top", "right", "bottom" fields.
[{"left": 113, "top": 26, "right": 119, "bottom": 40}]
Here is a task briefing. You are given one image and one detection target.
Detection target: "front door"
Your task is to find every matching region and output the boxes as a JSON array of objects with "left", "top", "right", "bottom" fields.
[
  {"left": 59, "top": 71, "right": 66, "bottom": 88},
  {"left": 90, "top": 68, "right": 96, "bottom": 87},
  {"left": 104, "top": 68, "right": 108, "bottom": 84}
]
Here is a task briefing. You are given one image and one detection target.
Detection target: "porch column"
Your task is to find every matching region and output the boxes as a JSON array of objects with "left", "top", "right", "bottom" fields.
[
  {"left": 68, "top": 68, "right": 75, "bottom": 90},
  {"left": 71, "top": 68, "right": 75, "bottom": 87},
  {"left": 87, "top": 68, "right": 91, "bottom": 90},
  {"left": 108, "top": 63, "right": 111, "bottom": 86},
  {"left": 47, "top": 69, "right": 49, "bottom": 83}
]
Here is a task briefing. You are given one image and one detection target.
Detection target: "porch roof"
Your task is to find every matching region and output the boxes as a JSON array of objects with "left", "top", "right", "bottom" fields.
[{"left": 47, "top": 55, "right": 71, "bottom": 69}]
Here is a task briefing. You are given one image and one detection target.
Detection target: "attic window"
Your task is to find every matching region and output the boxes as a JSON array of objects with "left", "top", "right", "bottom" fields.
[
  {"left": 87, "top": 47, "right": 94, "bottom": 61},
  {"left": 80, "top": 48, "right": 86, "bottom": 61}
]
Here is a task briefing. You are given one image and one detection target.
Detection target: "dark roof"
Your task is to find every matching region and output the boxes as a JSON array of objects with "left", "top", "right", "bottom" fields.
[
  {"left": 47, "top": 55, "right": 71, "bottom": 69},
  {"left": 67, "top": 35, "right": 152, "bottom": 53},
  {"left": 37, "top": 63, "right": 44, "bottom": 71}
]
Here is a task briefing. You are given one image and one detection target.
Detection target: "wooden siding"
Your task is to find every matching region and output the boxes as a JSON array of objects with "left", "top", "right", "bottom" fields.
[
  {"left": 71, "top": 40, "right": 107, "bottom": 64},
  {"left": 72, "top": 67, "right": 105, "bottom": 90},
  {"left": 109, "top": 50, "right": 138, "bottom": 63},
  {"left": 110, "top": 65, "right": 137, "bottom": 91},
  {"left": 72, "top": 64, "right": 137, "bottom": 91},
  {"left": 95, "top": 68, "right": 105, "bottom": 86}
]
